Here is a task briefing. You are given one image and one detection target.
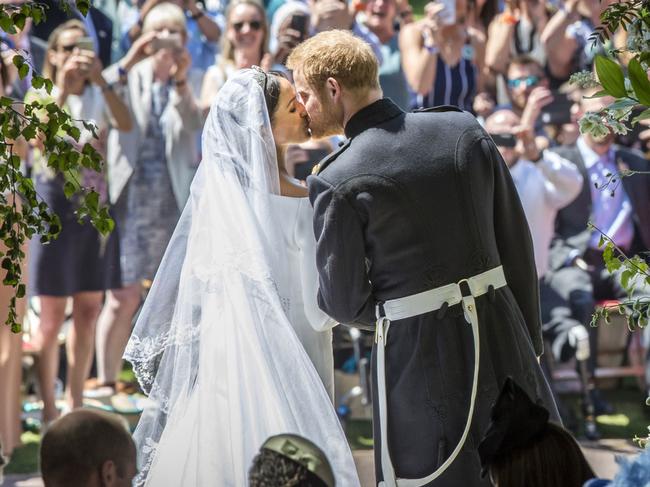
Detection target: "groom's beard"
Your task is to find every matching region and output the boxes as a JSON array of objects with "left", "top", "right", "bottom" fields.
[{"left": 309, "top": 97, "right": 344, "bottom": 139}]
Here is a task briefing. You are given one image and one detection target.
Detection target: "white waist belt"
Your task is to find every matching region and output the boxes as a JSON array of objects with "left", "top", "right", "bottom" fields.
[{"left": 375, "top": 265, "right": 507, "bottom": 487}]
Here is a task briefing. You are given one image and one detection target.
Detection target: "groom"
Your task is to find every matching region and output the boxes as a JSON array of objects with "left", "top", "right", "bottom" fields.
[{"left": 288, "top": 30, "right": 558, "bottom": 486}]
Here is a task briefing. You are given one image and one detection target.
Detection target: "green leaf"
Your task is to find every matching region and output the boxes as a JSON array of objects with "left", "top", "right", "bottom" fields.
[
  {"left": 43, "top": 79, "right": 54, "bottom": 94},
  {"left": 595, "top": 55, "right": 628, "bottom": 98},
  {"left": 598, "top": 234, "right": 605, "bottom": 248},
  {"left": 11, "top": 55, "right": 24, "bottom": 69},
  {"left": 608, "top": 98, "right": 638, "bottom": 111},
  {"left": 31, "top": 76, "right": 44, "bottom": 90},
  {"left": 621, "top": 269, "right": 634, "bottom": 292},
  {"left": 0, "top": 15, "right": 14, "bottom": 33},
  {"left": 31, "top": 6, "right": 42, "bottom": 24},
  {"left": 12, "top": 13, "right": 26, "bottom": 30},
  {"left": 628, "top": 58, "right": 650, "bottom": 106},
  {"left": 584, "top": 89, "right": 610, "bottom": 99},
  {"left": 18, "top": 63, "right": 29, "bottom": 80},
  {"left": 68, "top": 126, "right": 81, "bottom": 142},
  {"left": 0, "top": 97, "right": 12, "bottom": 107},
  {"left": 85, "top": 191, "right": 99, "bottom": 212},
  {"left": 16, "top": 284, "right": 25, "bottom": 299},
  {"left": 63, "top": 181, "right": 76, "bottom": 199}
]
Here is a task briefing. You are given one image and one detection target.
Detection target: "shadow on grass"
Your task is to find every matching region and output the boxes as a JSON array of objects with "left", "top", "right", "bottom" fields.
[{"left": 5, "top": 432, "right": 40, "bottom": 475}]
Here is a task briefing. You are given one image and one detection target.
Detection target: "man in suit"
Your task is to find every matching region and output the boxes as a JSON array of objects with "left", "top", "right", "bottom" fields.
[
  {"left": 32, "top": 0, "right": 114, "bottom": 68},
  {"left": 288, "top": 30, "right": 558, "bottom": 486},
  {"left": 546, "top": 90, "right": 650, "bottom": 409}
]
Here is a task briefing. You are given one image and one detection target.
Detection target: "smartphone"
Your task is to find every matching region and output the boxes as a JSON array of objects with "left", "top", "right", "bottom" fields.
[
  {"left": 75, "top": 36, "right": 95, "bottom": 53},
  {"left": 289, "top": 14, "right": 308, "bottom": 37},
  {"left": 489, "top": 133, "right": 517, "bottom": 148},
  {"left": 151, "top": 33, "right": 183, "bottom": 52},
  {"left": 434, "top": 0, "right": 456, "bottom": 26},
  {"left": 540, "top": 92, "right": 572, "bottom": 125}
]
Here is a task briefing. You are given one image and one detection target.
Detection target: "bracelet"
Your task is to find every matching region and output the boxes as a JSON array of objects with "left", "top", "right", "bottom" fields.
[
  {"left": 189, "top": 9, "right": 204, "bottom": 20},
  {"left": 173, "top": 78, "right": 187, "bottom": 87}
]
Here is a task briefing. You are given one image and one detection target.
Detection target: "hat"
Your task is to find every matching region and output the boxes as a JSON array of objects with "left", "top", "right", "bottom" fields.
[
  {"left": 477, "top": 377, "right": 550, "bottom": 477},
  {"left": 262, "top": 433, "right": 335, "bottom": 487}
]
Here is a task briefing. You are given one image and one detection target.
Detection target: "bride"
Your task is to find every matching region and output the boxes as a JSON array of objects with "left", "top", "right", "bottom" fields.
[{"left": 124, "top": 68, "right": 360, "bottom": 486}]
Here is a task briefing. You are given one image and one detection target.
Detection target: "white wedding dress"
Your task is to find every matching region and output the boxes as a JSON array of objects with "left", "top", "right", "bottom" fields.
[
  {"left": 268, "top": 194, "right": 336, "bottom": 398},
  {"left": 124, "top": 70, "right": 359, "bottom": 487}
]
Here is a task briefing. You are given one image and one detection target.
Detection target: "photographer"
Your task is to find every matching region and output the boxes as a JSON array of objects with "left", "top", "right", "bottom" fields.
[
  {"left": 26, "top": 19, "right": 132, "bottom": 426},
  {"left": 399, "top": 0, "right": 486, "bottom": 111},
  {"left": 122, "top": 0, "right": 222, "bottom": 73},
  {"left": 94, "top": 2, "right": 204, "bottom": 394}
]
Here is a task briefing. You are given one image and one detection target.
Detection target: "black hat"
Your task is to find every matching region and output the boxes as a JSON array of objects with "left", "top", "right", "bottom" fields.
[{"left": 477, "top": 377, "right": 550, "bottom": 477}]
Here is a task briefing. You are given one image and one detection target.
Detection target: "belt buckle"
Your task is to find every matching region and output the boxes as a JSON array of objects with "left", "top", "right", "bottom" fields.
[{"left": 457, "top": 278, "right": 472, "bottom": 297}]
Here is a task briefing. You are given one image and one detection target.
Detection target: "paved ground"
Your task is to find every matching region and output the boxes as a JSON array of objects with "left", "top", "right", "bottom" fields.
[{"left": 3, "top": 440, "right": 638, "bottom": 487}]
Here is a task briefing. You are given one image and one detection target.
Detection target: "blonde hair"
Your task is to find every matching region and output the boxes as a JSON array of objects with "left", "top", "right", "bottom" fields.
[
  {"left": 142, "top": 2, "right": 187, "bottom": 36},
  {"left": 43, "top": 19, "right": 87, "bottom": 80},
  {"left": 221, "top": 0, "right": 269, "bottom": 67},
  {"left": 287, "top": 30, "right": 380, "bottom": 93}
]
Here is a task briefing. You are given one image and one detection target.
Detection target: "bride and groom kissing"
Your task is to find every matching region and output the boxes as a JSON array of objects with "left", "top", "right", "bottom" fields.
[{"left": 125, "top": 29, "right": 558, "bottom": 487}]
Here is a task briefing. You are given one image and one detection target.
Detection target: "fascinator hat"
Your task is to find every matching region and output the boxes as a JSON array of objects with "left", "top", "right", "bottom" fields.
[
  {"left": 262, "top": 434, "right": 335, "bottom": 487},
  {"left": 477, "top": 377, "right": 550, "bottom": 477}
]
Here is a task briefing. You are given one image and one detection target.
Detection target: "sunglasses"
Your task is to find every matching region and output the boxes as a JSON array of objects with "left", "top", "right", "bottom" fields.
[
  {"left": 232, "top": 20, "right": 263, "bottom": 32},
  {"left": 59, "top": 43, "right": 77, "bottom": 53},
  {"left": 507, "top": 75, "right": 540, "bottom": 89}
]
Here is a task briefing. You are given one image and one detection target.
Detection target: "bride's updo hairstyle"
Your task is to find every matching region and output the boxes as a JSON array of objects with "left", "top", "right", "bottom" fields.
[{"left": 251, "top": 66, "right": 285, "bottom": 124}]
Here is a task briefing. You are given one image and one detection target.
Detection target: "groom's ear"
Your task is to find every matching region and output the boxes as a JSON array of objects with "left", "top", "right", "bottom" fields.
[{"left": 326, "top": 77, "right": 341, "bottom": 102}]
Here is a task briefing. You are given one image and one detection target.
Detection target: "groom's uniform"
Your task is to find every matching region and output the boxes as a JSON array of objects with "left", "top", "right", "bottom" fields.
[{"left": 308, "top": 99, "right": 559, "bottom": 486}]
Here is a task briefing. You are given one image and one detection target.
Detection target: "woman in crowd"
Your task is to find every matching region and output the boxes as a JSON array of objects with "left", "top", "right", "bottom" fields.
[
  {"left": 484, "top": 0, "right": 549, "bottom": 97},
  {"left": 93, "top": 2, "right": 204, "bottom": 393},
  {"left": 27, "top": 20, "right": 131, "bottom": 425},
  {"left": 400, "top": 0, "right": 486, "bottom": 112},
  {"left": 200, "top": 0, "right": 269, "bottom": 111}
]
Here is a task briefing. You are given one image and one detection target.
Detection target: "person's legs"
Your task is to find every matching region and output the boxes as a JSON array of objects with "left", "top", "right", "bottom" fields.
[
  {"left": 94, "top": 284, "right": 142, "bottom": 387},
  {"left": 36, "top": 297, "right": 68, "bottom": 423},
  {"left": 66, "top": 292, "right": 103, "bottom": 410}
]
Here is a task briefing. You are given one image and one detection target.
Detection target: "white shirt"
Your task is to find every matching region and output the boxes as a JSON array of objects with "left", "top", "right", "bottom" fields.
[{"left": 509, "top": 151, "right": 583, "bottom": 277}]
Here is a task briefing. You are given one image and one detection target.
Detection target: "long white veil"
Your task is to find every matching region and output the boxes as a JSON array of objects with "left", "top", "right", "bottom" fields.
[{"left": 124, "top": 69, "right": 359, "bottom": 487}]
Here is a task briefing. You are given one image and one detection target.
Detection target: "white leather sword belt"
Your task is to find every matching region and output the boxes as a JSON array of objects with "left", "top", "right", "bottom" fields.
[{"left": 375, "top": 265, "right": 507, "bottom": 487}]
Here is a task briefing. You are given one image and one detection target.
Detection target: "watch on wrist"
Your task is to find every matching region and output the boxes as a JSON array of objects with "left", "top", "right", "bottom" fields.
[{"left": 190, "top": 9, "right": 204, "bottom": 20}]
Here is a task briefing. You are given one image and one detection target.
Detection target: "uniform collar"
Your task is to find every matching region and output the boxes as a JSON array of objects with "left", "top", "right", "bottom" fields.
[{"left": 344, "top": 98, "right": 403, "bottom": 139}]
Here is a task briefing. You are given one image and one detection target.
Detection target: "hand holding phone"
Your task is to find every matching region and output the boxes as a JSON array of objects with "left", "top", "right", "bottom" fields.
[
  {"left": 151, "top": 33, "right": 183, "bottom": 52},
  {"left": 289, "top": 13, "right": 308, "bottom": 37}
]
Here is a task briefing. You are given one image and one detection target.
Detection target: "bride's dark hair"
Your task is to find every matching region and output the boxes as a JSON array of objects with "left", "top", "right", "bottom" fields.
[{"left": 251, "top": 68, "right": 287, "bottom": 123}]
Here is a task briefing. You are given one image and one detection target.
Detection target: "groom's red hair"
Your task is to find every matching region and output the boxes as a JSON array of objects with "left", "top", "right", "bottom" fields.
[{"left": 287, "top": 30, "right": 379, "bottom": 94}]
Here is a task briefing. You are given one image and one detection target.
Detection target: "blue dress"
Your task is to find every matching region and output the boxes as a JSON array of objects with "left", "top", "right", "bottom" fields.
[{"left": 410, "top": 44, "right": 477, "bottom": 112}]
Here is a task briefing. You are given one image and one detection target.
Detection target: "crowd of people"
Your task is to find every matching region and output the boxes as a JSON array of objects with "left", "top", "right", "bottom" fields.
[{"left": 0, "top": 0, "right": 649, "bottom": 483}]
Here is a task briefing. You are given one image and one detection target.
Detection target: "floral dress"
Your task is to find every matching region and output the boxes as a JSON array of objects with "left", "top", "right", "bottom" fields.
[{"left": 112, "top": 81, "right": 180, "bottom": 286}]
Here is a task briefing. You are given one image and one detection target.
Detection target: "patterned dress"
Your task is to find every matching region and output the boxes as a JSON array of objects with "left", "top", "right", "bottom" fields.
[{"left": 113, "top": 81, "right": 180, "bottom": 286}]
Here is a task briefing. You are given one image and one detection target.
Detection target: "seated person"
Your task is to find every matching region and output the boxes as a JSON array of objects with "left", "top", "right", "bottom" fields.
[
  {"left": 478, "top": 377, "right": 594, "bottom": 487},
  {"left": 40, "top": 409, "right": 136, "bottom": 487},
  {"left": 249, "top": 433, "right": 335, "bottom": 487}
]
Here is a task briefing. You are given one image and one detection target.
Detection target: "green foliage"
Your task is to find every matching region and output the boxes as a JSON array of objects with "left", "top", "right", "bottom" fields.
[{"left": 0, "top": 1, "right": 113, "bottom": 332}]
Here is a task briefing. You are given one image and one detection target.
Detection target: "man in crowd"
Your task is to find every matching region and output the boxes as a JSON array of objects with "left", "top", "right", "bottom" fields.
[
  {"left": 546, "top": 90, "right": 650, "bottom": 412},
  {"left": 484, "top": 109, "right": 602, "bottom": 436},
  {"left": 40, "top": 409, "right": 136, "bottom": 487}
]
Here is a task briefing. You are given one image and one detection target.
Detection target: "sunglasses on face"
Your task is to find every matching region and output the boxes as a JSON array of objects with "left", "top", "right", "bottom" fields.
[
  {"left": 507, "top": 75, "right": 540, "bottom": 89},
  {"left": 59, "top": 44, "right": 77, "bottom": 53},
  {"left": 232, "top": 20, "right": 262, "bottom": 32}
]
